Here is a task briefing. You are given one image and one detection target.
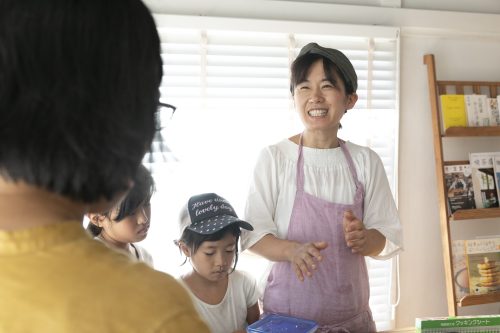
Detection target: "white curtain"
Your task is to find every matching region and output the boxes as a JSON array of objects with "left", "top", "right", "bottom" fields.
[{"left": 142, "top": 15, "right": 400, "bottom": 331}]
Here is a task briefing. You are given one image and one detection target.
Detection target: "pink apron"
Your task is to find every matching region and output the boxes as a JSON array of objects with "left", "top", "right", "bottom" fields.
[{"left": 262, "top": 138, "right": 376, "bottom": 333}]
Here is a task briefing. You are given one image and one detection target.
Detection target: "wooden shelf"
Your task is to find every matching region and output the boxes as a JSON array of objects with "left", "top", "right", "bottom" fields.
[
  {"left": 459, "top": 292, "right": 500, "bottom": 307},
  {"left": 444, "top": 126, "right": 500, "bottom": 137},
  {"left": 451, "top": 208, "right": 500, "bottom": 221},
  {"left": 424, "top": 54, "right": 500, "bottom": 315}
]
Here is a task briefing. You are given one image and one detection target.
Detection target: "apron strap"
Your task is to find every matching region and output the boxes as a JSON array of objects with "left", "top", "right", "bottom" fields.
[
  {"left": 296, "top": 134, "right": 305, "bottom": 191},
  {"left": 339, "top": 139, "right": 363, "bottom": 190}
]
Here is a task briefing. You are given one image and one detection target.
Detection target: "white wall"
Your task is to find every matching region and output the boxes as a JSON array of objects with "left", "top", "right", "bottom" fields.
[{"left": 144, "top": 0, "right": 500, "bottom": 329}]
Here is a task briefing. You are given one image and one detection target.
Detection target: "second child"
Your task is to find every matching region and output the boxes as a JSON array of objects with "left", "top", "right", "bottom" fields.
[
  {"left": 175, "top": 193, "right": 260, "bottom": 333},
  {"left": 87, "top": 164, "right": 155, "bottom": 266}
]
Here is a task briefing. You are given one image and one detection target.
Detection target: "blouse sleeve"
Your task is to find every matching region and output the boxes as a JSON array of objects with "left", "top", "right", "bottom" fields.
[
  {"left": 240, "top": 147, "right": 279, "bottom": 251},
  {"left": 362, "top": 148, "right": 403, "bottom": 259}
]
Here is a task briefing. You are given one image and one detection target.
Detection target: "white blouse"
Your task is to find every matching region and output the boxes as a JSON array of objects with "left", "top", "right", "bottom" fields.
[{"left": 241, "top": 138, "right": 403, "bottom": 259}]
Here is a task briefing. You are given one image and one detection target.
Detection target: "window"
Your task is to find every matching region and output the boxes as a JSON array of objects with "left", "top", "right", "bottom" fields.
[{"left": 142, "top": 15, "right": 400, "bottom": 331}]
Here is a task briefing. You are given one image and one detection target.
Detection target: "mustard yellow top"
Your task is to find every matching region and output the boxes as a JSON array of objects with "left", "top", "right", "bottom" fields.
[{"left": 0, "top": 222, "right": 209, "bottom": 333}]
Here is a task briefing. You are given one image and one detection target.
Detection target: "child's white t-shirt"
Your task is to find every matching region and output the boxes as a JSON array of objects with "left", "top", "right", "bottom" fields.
[
  {"left": 129, "top": 243, "right": 154, "bottom": 267},
  {"left": 94, "top": 236, "right": 153, "bottom": 268},
  {"left": 178, "top": 270, "right": 259, "bottom": 333}
]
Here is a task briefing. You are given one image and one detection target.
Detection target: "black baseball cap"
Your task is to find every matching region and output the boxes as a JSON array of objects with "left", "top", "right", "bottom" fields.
[{"left": 180, "top": 193, "right": 253, "bottom": 235}]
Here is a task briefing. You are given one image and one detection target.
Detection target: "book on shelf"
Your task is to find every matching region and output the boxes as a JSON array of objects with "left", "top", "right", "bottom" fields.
[
  {"left": 465, "top": 237, "right": 500, "bottom": 295},
  {"left": 444, "top": 163, "right": 475, "bottom": 214},
  {"left": 493, "top": 154, "right": 500, "bottom": 201},
  {"left": 444, "top": 164, "right": 476, "bottom": 214},
  {"left": 487, "top": 97, "right": 500, "bottom": 126},
  {"left": 415, "top": 314, "right": 500, "bottom": 333},
  {"left": 465, "top": 94, "right": 490, "bottom": 127},
  {"left": 469, "top": 152, "right": 500, "bottom": 209},
  {"left": 440, "top": 94, "right": 467, "bottom": 131},
  {"left": 497, "top": 95, "right": 500, "bottom": 125},
  {"left": 451, "top": 240, "right": 469, "bottom": 302}
]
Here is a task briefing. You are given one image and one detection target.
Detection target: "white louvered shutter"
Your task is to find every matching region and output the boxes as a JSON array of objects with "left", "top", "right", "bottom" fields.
[{"left": 143, "top": 15, "right": 400, "bottom": 331}]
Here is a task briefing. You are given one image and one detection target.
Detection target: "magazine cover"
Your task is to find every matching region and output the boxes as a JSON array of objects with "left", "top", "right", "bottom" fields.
[
  {"left": 465, "top": 237, "right": 500, "bottom": 295},
  {"left": 469, "top": 152, "right": 499, "bottom": 209},
  {"left": 487, "top": 97, "right": 500, "bottom": 126},
  {"left": 451, "top": 240, "right": 469, "bottom": 302},
  {"left": 444, "top": 164, "right": 475, "bottom": 214},
  {"left": 493, "top": 154, "right": 500, "bottom": 202},
  {"left": 440, "top": 94, "right": 467, "bottom": 132}
]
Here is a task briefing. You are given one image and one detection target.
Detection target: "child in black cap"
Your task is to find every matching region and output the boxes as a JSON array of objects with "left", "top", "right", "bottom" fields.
[{"left": 175, "top": 193, "right": 260, "bottom": 333}]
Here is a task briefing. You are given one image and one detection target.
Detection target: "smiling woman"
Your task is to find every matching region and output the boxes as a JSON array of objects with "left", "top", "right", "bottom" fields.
[{"left": 238, "top": 42, "right": 401, "bottom": 332}]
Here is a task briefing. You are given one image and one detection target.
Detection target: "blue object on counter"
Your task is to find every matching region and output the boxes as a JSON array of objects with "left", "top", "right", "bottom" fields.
[{"left": 247, "top": 313, "right": 319, "bottom": 333}]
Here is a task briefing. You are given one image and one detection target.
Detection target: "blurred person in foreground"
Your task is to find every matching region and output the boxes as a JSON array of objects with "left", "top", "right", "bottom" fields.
[{"left": 0, "top": 1, "right": 209, "bottom": 332}]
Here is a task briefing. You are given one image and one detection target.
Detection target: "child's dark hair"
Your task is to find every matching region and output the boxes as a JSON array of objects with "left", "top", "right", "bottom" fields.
[
  {"left": 0, "top": 0, "right": 162, "bottom": 203},
  {"left": 179, "top": 224, "right": 241, "bottom": 274},
  {"left": 87, "top": 165, "right": 155, "bottom": 237}
]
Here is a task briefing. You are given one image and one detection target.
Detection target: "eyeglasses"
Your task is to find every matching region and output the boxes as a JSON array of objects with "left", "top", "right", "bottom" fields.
[
  {"left": 144, "top": 102, "right": 178, "bottom": 165},
  {"left": 158, "top": 102, "right": 176, "bottom": 119}
]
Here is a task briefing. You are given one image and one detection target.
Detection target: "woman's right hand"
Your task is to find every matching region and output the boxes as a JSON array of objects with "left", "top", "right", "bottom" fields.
[
  {"left": 248, "top": 235, "right": 328, "bottom": 281},
  {"left": 287, "top": 241, "right": 328, "bottom": 281}
]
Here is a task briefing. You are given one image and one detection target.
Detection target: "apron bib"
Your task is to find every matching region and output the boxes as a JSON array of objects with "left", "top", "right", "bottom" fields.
[{"left": 262, "top": 138, "right": 376, "bottom": 332}]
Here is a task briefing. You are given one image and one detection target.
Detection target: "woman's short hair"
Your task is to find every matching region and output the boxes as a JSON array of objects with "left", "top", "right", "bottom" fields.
[
  {"left": 0, "top": 0, "right": 162, "bottom": 202},
  {"left": 290, "top": 53, "right": 356, "bottom": 96}
]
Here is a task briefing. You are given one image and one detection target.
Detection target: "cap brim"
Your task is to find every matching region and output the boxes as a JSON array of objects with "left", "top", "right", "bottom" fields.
[
  {"left": 186, "top": 215, "right": 253, "bottom": 235},
  {"left": 234, "top": 220, "right": 254, "bottom": 231}
]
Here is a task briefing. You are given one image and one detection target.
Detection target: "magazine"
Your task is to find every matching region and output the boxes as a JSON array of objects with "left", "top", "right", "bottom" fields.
[
  {"left": 444, "top": 164, "right": 475, "bottom": 214},
  {"left": 469, "top": 152, "right": 499, "bottom": 209},
  {"left": 465, "top": 237, "right": 500, "bottom": 295},
  {"left": 451, "top": 240, "right": 469, "bottom": 302}
]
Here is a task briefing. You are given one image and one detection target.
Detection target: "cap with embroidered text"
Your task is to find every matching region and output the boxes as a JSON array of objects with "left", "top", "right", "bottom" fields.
[{"left": 181, "top": 193, "right": 253, "bottom": 235}]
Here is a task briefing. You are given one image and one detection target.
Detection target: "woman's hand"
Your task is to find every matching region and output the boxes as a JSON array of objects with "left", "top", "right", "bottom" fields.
[
  {"left": 287, "top": 241, "right": 328, "bottom": 281},
  {"left": 343, "top": 210, "right": 385, "bottom": 256},
  {"left": 343, "top": 210, "right": 367, "bottom": 253},
  {"left": 248, "top": 234, "right": 328, "bottom": 281}
]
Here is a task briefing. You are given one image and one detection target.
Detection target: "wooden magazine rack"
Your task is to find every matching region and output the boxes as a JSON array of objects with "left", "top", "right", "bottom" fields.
[{"left": 424, "top": 54, "right": 500, "bottom": 316}]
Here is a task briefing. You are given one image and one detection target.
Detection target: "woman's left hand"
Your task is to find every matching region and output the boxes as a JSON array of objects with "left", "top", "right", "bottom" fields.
[
  {"left": 343, "top": 210, "right": 385, "bottom": 256},
  {"left": 343, "top": 210, "right": 367, "bottom": 254}
]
